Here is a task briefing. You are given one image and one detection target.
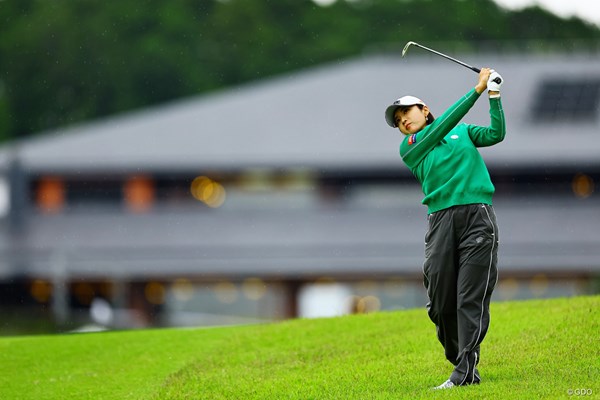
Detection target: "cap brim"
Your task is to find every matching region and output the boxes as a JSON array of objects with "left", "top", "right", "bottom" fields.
[{"left": 385, "top": 105, "right": 400, "bottom": 127}]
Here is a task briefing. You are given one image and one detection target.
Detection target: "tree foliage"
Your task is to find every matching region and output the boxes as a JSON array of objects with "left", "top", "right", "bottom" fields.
[{"left": 0, "top": 0, "right": 598, "bottom": 141}]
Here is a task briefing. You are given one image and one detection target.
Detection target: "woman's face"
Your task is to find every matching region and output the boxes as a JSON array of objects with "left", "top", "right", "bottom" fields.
[{"left": 394, "top": 105, "right": 429, "bottom": 135}]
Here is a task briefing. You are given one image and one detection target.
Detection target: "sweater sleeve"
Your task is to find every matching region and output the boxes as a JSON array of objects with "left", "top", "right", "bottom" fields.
[
  {"left": 467, "top": 97, "right": 506, "bottom": 147},
  {"left": 400, "top": 88, "right": 481, "bottom": 169}
]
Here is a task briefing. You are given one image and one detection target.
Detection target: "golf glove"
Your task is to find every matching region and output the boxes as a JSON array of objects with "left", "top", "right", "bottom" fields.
[{"left": 487, "top": 70, "right": 503, "bottom": 92}]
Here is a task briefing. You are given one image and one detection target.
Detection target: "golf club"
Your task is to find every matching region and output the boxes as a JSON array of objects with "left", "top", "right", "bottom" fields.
[{"left": 402, "top": 41, "right": 502, "bottom": 84}]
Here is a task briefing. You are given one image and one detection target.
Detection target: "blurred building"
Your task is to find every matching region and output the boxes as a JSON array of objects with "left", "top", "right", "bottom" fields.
[{"left": 0, "top": 51, "right": 599, "bottom": 331}]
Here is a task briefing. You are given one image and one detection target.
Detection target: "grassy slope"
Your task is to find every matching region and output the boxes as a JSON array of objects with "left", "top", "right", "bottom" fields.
[{"left": 1, "top": 296, "right": 598, "bottom": 400}]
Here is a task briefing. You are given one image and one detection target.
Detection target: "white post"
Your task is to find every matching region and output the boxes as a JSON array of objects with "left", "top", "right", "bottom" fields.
[{"left": 51, "top": 250, "right": 69, "bottom": 324}]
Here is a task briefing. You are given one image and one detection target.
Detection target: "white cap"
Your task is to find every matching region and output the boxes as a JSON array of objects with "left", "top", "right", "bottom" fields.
[{"left": 384, "top": 95, "right": 428, "bottom": 128}]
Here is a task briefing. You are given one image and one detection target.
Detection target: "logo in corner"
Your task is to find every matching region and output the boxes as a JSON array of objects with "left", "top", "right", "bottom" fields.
[{"left": 408, "top": 134, "right": 417, "bottom": 145}]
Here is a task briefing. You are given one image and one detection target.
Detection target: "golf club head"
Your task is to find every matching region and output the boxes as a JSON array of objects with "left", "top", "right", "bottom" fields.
[{"left": 402, "top": 41, "right": 416, "bottom": 57}]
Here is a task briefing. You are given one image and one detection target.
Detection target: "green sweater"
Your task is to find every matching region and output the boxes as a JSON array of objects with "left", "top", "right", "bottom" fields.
[{"left": 399, "top": 89, "right": 506, "bottom": 214}]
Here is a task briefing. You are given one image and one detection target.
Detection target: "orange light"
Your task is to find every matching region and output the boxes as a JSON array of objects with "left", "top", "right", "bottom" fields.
[
  {"left": 124, "top": 175, "right": 155, "bottom": 213},
  {"left": 190, "top": 176, "right": 212, "bottom": 201},
  {"left": 572, "top": 174, "right": 594, "bottom": 198},
  {"left": 30, "top": 280, "right": 52, "bottom": 303},
  {"left": 190, "top": 176, "right": 226, "bottom": 208},
  {"left": 144, "top": 282, "right": 166, "bottom": 305},
  {"left": 36, "top": 177, "right": 65, "bottom": 214}
]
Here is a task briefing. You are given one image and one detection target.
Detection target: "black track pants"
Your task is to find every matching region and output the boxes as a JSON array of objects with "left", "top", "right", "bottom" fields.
[{"left": 423, "top": 203, "right": 499, "bottom": 385}]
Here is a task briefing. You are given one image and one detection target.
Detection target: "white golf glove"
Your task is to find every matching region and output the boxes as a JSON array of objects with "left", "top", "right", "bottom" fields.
[{"left": 487, "top": 70, "right": 503, "bottom": 92}]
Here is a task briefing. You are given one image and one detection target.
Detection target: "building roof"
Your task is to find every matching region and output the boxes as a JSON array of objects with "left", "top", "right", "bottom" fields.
[{"left": 1, "top": 52, "right": 599, "bottom": 174}]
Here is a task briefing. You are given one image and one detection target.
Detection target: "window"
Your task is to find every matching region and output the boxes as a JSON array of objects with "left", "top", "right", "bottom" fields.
[{"left": 531, "top": 78, "right": 600, "bottom": 122}]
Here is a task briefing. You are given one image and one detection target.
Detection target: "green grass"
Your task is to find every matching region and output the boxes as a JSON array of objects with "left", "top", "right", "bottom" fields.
[{"left": 1, "top": 296, "right": 598, "bottom": 399}]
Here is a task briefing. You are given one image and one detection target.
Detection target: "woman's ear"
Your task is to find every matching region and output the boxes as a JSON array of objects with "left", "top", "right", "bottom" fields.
[{"left": 422, "top": 105, "right": 430, "bottom": 119}]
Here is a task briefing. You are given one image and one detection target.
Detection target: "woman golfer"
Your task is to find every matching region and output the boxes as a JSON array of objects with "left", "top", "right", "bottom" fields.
[{"left": 384, "top": 68, "right": 505, "bottom": 389}]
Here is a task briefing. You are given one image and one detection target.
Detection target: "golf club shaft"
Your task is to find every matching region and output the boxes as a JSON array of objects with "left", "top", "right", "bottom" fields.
[
  {"left": 410, "top": 42, "right": 480, "bottom": 73},
  {"left": 402, "top": 41, "right": 501, "bottom": 84}
]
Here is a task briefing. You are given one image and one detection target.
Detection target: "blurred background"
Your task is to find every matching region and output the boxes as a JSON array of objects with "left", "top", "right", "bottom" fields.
[{"left": 0, "top": 0, "right": 599, "bottom": 335}]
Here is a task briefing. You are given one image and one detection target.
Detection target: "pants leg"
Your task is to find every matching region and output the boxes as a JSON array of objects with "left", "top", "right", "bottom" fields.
[
  {"left": 423, "top": 205, "right": 499, "bottom": 385},
  {"left": 450, "top": 204, "right": 499, "bottom": 385},
  {"left": 423, "top": 208, "right": 459, "bottom": 365}
]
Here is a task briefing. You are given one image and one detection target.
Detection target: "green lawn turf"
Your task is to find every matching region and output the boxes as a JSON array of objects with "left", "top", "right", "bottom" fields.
[{"left": 1, "top": 296, "right": 598, "bottom": 399}]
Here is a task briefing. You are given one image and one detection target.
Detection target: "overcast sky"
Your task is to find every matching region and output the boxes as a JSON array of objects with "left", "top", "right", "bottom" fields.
[
  {"left": 493, "top": 0, "right": 600, "bottom": 27},
  {"left": 311, "top": 0, "right": 600, "bottom": 28}
]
